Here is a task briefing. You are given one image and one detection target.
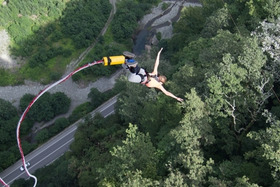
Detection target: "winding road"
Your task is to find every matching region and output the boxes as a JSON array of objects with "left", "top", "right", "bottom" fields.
[{"left": 0, "top": 95, "right": 117, "bottom": 186}]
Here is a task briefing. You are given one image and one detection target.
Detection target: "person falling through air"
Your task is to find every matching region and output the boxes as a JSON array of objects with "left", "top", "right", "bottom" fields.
[{"left": 122, "top": 48, "right": 183, "bottom": 102}]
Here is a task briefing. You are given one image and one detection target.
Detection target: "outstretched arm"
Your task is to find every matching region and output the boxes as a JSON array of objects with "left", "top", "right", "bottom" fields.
[
  {"left": 151, "top": 48, "right": 163, "bottom": 76},
  {"left": 158, "top": 85, "right": 184, "bottom": 102}
]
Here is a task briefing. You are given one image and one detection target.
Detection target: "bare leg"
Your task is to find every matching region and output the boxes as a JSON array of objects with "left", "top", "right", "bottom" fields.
[{"left": 151, "top": 48, "right": 163, "bottom": 76}]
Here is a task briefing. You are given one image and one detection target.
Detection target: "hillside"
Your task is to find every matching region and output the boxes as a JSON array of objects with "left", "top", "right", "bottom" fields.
[{"left": 2, "top": 0, "right": 280, "bottom": 186}]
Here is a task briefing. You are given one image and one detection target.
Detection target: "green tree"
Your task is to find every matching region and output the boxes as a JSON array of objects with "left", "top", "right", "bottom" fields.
[
  {"left": 159, "top": 89, "right": 214, "bottom": 186},
  {"left": 171, "top": 6, "right": 205, "bottom": 52},
  {"left": 208, "top": 176, "right": 260, "bottom": 187},
  {"left": 247, "top": 111, "right": 280, "bottom": 185},
  {"left": 20, "top": 93, "right": 35, "bottom": 112},
  {"left": 120, "top": 170, "right": 159, "bottom": 187},
  {"left": 0, "top": 99, "right": 18, "bottom": 151},
  {"left": 205, "top": 36, "right": 270, "bottom": 155},
  {"left": 201, "top": 6, "right": 230, "bottom": 37},
  {"left": 27, "top": 92, "right": 54, "bottom": 122},
  {"left": 88, "top": 88, "right": 105, "bottom": 108},
  {"left": 68, "top": 102, "right": 93, "bottom": 123},
  {"left": 111, "top": 8, "right": 137, "bottom": 43},
  {"left": 253, "top": 17, "right": 280, "bottom": 81},
  {"left": 60, "top": 0, "right": 111, "bottom": 49},
  {"left": 35, "top": 128, "right": 49, "bottom": 144},
  {"left": 68, "top": 113, "right": 125, "bottom": 186},
  {"left": 51, "top": 92, "right": 71, "bottom": 115},
  {"left": 0, "top": 151, "right": 15, "bottom": 169},
  {"left": 139, "top": 96, "right": 182, "bottom": 141},
  {"left": 0, "top": 98, "right": 17, "bottom": 121},
  {"left": 238, "top": 0, "right": 280, "bottom": 20},
  {"left": 163, "top": 170, "right": 187, "bottom": 187},
  {"left": 102, "top": 124, "right": 158, "bottom": 185},
  {"left": 0, "top": 99, "right": 20, "bottom": 171},
  {"left": 49, "top": 117, "right": 69, "bottom": 136},
  {"left": 117, "top": 77, "right": 149, "bottom": 124}
]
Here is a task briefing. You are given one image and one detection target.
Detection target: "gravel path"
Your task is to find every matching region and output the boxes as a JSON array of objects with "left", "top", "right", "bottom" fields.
[{"left": 0, "top": 68, "right": 123, "bottom": 108}]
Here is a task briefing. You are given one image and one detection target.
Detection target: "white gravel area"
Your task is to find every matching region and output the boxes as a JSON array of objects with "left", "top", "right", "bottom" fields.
[
  {"left": 0, "top": 29, "right": 18, "bottom": 69},
  {"left": 156, "top": 24, "right": 173, "bottom": 39},
  {"left": 152, "top": 3, "right": 180, "bottom": 27},
  {"left": 142, "top": 1, "right": 201, "bottom": 28},
  {"left": 0, "top": 69, "right": 123, "bottom": 109},
  {"left": 140, "top": 2, "right": 167, "bottom": 25},
  {"left": 141, "top": 1, "right": 201, "bottom": 40}
]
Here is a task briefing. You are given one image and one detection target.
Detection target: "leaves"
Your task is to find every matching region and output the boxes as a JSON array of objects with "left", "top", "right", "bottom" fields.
[
  {"left": 248, "top": 113, "right": 280, "bottom": 182},
  {"left": 108, "top": 124, "right": 158, "bottom": 180},
  {"left": 9, "top": 1, "right": 280, "bottom": 186}
]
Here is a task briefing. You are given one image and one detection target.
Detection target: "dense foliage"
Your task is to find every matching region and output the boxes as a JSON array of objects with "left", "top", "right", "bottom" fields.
[
  {"left": 12, "top": 154, "right": 76, "bottom": 187},
  {"left": 60, "top": 0, "right": 111, "bottom": 49},
  {"left": 20, "top": 92, "right": 71, "bottom": 122},
  {"left": 0, "top": 0, "right": 111, "bottom": 85},
  {"left": 0, "top": 91, "right": 71, "bottom": 171},
  {"left": 0, "top": 99, "right": 34, "bottom": 172},
  {"left": 11, "top": 0, "right": 280, "bottom": 186}
]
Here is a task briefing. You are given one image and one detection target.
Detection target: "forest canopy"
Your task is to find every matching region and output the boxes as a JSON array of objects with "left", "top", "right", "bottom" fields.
[{"left": 10, "top": 0, "right": 280, "bottom": 186}]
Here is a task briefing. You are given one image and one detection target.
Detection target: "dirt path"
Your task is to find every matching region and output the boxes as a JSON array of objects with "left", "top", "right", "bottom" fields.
[
  {"left": 64, "top": 0, "right": 117, "bottom": 75},
  {"left": 0, "top": 0, "right": 118, "bottom": 109}
]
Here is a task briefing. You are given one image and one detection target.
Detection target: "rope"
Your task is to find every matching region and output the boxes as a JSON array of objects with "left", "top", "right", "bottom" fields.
[{"left": 15, "top": 60, "right": 103, "bottom": 187}]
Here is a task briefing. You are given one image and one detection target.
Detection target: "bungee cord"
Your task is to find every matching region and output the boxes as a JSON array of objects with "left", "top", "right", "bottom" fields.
[
  {"left": 0, "top": 178, "right": 9, "bottom": 187},
  {"left": 14, "top": 60, "right": 103, "bottom": 187}
]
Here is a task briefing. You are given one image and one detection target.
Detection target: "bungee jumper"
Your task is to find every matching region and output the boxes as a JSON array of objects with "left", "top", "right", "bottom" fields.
[
  {"left": 103, "top": 48, "right": 183, "bottom": 102},
  {"left": 12, "top": 47, "right": 182, "bottom": 187}
]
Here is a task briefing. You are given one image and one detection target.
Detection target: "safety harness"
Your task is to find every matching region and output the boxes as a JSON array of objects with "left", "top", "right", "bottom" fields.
[{"left": 128, "top": 66, "right": 148, "bottom": 84}]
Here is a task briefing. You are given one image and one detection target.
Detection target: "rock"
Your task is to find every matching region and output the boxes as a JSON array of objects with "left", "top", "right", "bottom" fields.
[
  {"left": 151, "top": 35, "right": 159, "bottom": 45},
  {"left": 0, "top": 29, "right": 21, "bottom": 69},
  {"left": 145, "top": 45, "right": 151, "bottom": 53}
]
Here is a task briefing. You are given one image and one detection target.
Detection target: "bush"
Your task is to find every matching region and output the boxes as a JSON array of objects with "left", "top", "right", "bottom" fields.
[
  {"left": 20, "top": 92, "right": 71, "bottom": 122},
  {"left": 35, "top": 129, "right": 49, "bottom": 144},
  {"left": 88, "top": 88, "right": 105, "bottom": 108},
  {"left": 49, "top": 118, "right": 69, "bottom": 137},
  {"left": 20, "top": 93, "right": 35, "bottom": 112},
  {"left": 162, "top": 2, "right": 169, "bottom": 11},
  {"left": 51, "top": 92, "right": 71, "bottom": 115},
  {"left": 68, "top": 102, "right": 93, "bottom": 123},
  {"left": 156, "top": 32, "right": 162, "bottom": 41},
  {"left": 0, "top": 99, "right": 17, "bottom": 121}
]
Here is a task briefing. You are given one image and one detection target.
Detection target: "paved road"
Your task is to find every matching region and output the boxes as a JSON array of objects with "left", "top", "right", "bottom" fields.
[{"left": 0, "top": 95, "right": 117, "bottom": 187}]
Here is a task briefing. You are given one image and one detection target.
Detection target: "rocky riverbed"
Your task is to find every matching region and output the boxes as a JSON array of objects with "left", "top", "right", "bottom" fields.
[{"left": 133, "top": 0, "right": 201, "bottom": 54}]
